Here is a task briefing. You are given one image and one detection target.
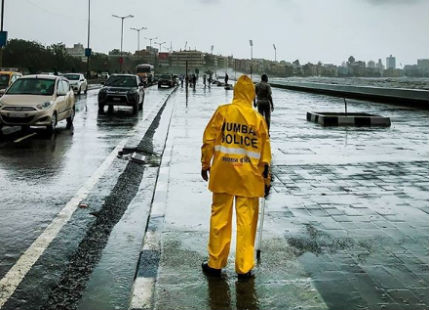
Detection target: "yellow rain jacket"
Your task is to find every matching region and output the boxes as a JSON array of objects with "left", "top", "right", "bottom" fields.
[{"left": 201, "top": 75, "right": 271, "bottom": 198}]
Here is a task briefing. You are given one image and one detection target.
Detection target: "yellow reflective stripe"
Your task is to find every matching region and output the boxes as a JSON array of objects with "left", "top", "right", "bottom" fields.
[{"left": 214, "top": 145, "right": 261, "bottom": 159}]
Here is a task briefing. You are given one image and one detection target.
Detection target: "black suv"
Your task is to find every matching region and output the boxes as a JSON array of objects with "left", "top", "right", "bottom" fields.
[
  {"left": 98, "top": 74, "right": 145, "bottom": 114},
  {"left": 158, "top": 74, "right": 176, "bottom": 88}
]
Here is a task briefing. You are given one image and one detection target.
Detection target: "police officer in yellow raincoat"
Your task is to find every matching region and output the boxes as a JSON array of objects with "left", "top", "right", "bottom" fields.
[{"left": 201, "top": 75, "right": 271, "bottom": 278}]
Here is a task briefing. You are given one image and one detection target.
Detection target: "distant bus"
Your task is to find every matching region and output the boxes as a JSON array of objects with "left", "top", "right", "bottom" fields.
[{"left": 136, "top": 64, "right": 154, "bottom": 85}]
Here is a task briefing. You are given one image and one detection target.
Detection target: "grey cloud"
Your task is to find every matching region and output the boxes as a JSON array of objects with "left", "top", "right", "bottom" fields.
[{"left": 365, "top": 0, "right": 425, "bottom": 5}]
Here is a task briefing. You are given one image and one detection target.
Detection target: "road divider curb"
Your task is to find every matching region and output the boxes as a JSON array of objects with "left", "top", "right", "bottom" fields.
[
  {"left": 306, "top": 111, "right": 391, "bottom": 127},
  {"left": 122, "top": 86, "right": 178, "bottom": 155},
  {"left": 129, "top": 94, "right": 176, "bottom": 310}
]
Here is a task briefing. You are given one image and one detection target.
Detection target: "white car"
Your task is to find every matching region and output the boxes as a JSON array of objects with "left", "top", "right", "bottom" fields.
[
  {"left": 63, "top": 73, "right": 88, "bottom": 95},
  {"left": 0, "top": 75, "right": 75, "bottom": 133}
]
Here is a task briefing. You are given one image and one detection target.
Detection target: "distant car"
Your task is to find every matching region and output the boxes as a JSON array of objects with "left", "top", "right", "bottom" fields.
[
  {"left": 97, "top": 74, "right": 145, "bottom": 114},
  {"left": 158, "top": 74, "right": 176, "bottom": 88},
  {"left": 0, "top": 71, "right": 22, "bottom": 97},
  {"left": 63, "top": 73, "right": 88, "bottom": 95},
  {"left": 0, "top": 75, "right": 75, "bottom": 133},
  {"left": 99, "top": 72, "right": 110, "bottom": 80}
]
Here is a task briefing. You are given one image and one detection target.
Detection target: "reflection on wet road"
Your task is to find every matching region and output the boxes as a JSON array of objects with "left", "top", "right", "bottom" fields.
[{"left": 0, "top": 87, "right": 166, "bottom": 280}]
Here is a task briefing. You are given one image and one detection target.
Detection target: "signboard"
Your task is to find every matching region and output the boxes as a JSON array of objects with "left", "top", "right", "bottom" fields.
[
  {"left": 0, "top": 31, "right": 8, "bottom": 47},
  {"left": 85, "top": 48, "right": 92, "bottom": 57}
]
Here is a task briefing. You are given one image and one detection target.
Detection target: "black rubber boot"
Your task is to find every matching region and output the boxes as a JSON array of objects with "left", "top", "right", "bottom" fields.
[
  {"left": 202, "top": 262, "right": 221, "bottom": 277},
  {"left": 237, "top": 270, "right": 254, "bottom": 280}
]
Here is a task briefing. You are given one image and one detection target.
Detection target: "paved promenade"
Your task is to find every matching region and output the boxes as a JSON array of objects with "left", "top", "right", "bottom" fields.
[{"left": 136, "top": 82, "right": 429, "bottom": 310}]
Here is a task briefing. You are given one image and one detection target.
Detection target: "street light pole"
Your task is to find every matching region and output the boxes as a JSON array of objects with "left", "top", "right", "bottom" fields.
[
  {"left": 86, "top": 0, "right": 91, "bottom": 78},
  {"left": 154, "top": 41, "right": 166, "bottom": 53},
  {"left": 112, "top": 14, "right": 134, "bottom": 72},
  {"left": 249, "top": 40, "right": 253, "bottom": 79},
  {"left": 0, "top": 0, "right": 5, "bottom": 69},
  {"left": 130, "top": 26, "right": 147, "bottom": 51},
  {"left": 273, "top": 43, "right": 277, "bottom": 62},
  {"left": 144, "top": 36, "right": 158, "bottom": 49}
]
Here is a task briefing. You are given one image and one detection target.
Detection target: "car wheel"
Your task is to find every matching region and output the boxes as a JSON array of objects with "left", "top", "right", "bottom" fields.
[
  {"left": 98, "top": 103, "right": 104, "bottom": 113},
  {"left": 84, "top": 87, "right": 88, "bottom": 95},
  {"left": 132, "top": 102, "right": 138, "bottom": 115},
  {"left": 47, "top": 112, "right": 57, "bottom": 134},
  {"left": 66, "top": 106, "right": 75, "bottom": 129}
]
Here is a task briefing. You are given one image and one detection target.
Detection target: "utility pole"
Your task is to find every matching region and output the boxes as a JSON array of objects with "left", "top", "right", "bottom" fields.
[
  {"left": 145, "top": 36, "right": 158, "bottom": 49},
  {"left": 112, "top": 14, "right": 134, "bottom": 72},
  {"left": 130, "top": 26, "right": 147, "bottom": 51}
]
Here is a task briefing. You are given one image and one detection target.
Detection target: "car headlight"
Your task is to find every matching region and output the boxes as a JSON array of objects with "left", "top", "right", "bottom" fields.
[{"left": 36, "top": 101, "right": 53, "bottom": 110}]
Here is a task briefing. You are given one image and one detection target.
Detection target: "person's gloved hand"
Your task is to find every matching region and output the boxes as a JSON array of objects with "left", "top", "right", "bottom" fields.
[
  {"left": 201, "top": 168, "right": 210, "bottom": 181},
  {"left": 263, "top": 164, "right": 272, "bottom": 197},
  {"left": 264, "top": 184, "right": 271, "bottom": 197}
]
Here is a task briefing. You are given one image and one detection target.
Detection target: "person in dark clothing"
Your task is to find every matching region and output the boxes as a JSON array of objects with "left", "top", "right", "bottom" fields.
[
  {"left": 254, "top": 74, "right": 274, "bottom": 131},
  {"left": 224, "top": 73, "right": 229, "bottom": 86},
  {"left": 192, "top": 74, "right": 197, "bottom": 91}
]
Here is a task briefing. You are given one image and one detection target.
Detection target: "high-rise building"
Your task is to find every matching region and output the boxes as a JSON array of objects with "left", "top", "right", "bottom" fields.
[
  {"left": 367, "top": 60, "right": 376, "bottom": 68},
  {"left": 386, "top": 55, "right": 396, "bottom": 70}
]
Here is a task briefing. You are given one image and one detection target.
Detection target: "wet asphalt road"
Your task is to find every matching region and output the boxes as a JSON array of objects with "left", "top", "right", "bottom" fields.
[
  {"left": 0, "top": 86, "right": 170, "bottom": 283},
  {"left": 0, "top": 81, "right": 428, "bottom": 310}
]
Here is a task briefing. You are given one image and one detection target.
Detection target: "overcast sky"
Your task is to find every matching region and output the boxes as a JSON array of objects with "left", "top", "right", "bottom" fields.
[{"left": 5, "top": 0, "right": 429, "bottom": 66}]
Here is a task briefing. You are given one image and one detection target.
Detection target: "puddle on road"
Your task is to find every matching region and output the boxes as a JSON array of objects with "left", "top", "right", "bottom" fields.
[{"left": 287, "top": 223, "right": 372, "bottom": 261}]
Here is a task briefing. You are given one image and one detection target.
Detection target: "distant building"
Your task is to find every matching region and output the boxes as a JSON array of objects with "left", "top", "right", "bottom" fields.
[
  {"left": 204, "top": 54, "right": 218, "bottom": 68},
  {"left": 367, "top": 60, "right": 376, "bottom": 69},
  {"left": 417, "top": 59, "right": 429, "bottom": 74},
  {"left": 169, "top": 50, "right": 205, "bottom": 68},
  {"left": 66, "top": 43, "right": 85, "bottom": 58},
  {"left": 134, "top": 46, "right": 158, "bottom": 65},
  {"left": 386, "top": 55, "right": 396, "bottom": 70},
  {"left": 158, "top": 52, "right": 170, "bottom": 67},
  {"left": 377, "top": 59, "right": 384, "bottom": 70}
]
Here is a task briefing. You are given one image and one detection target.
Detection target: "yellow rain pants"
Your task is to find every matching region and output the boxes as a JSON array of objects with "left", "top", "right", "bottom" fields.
[
  {"left": 208, "top": 193, "right": 259, "bottom": 274},
  {"left": 201, "top": 75, "right": 272, "bottom": 274}
]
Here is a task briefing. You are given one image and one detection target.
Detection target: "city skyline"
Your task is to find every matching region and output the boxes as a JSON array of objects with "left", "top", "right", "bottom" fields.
[{"left": 4, "top": 0, "right": 429, "bottom": 66}]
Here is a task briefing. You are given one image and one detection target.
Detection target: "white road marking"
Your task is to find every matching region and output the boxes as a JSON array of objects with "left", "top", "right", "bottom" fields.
[
  {"left": 13, "top": 133, "right": 37, "bottom": 143},
  {"left": 129, "top": 278, "right": 155, "bottom": 310},
  {"left": 0, "top": 139, "right": 127, "bottom": 308},
  {"left": 0, "top": 87, "right": 174, "bottom": 309}
]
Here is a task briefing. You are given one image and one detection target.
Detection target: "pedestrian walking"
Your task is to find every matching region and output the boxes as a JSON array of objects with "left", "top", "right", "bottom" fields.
[
  {"left": 201, "top": 75, "right": 272, "bottom": 279},
  {"left": 203, "top": 74, "right": 207, "bottom": 86},
  {"left": 192, "top": 74, "right": 197, "bottom": 91},
  {"left": 224, "top": 73, "right": 229, "bottom": 86},
  {"left": 254, "top": 74, "right": 274, "bottom": 131},
  {"left": 208, "top": 73, "right": 212, "bottom": 88},
  {"left": 180, "top": 74, "right": 184, "bottom": 88}
]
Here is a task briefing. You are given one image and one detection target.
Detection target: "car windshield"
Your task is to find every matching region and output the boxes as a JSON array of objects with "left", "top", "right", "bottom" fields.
[
  {"left": 0, "top": 74, "right": 10, "bottom": 88},
  {"left": 63, "top": 74, "right": 80, "bottom": 80},
  {"left": 6, "top": 78, "right": 55, "bottom": 95},
  {"left": 161, "top": 74, "right": 171, "bottom": 79},
  {"left": 105, "top": 76, "right": 137, "bottom": 87}
]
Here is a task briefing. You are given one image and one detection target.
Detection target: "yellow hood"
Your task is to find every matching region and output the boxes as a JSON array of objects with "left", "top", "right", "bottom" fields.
[{"left": 233, "top": 75, "right": 255, "bottom": 105}]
